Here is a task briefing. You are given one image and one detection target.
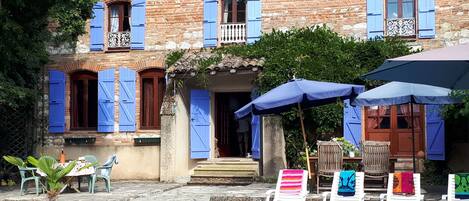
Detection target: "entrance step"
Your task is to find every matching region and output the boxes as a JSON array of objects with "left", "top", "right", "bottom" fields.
[
  {"left": 189, "top": 158, "right": 258, "bottom": 185},
  {"left": 394, "top": 158, "right": 414, "bottom": 172}
]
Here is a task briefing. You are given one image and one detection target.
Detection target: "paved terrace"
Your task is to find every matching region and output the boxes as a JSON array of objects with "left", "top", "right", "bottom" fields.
[{"left": 0, "top": 181, "right": 445, "bottom": 201}]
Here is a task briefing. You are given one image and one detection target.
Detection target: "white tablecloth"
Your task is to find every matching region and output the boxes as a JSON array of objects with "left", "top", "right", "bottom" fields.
[{"left": 36, "top": 161, "right": 95, "bottom": 177}]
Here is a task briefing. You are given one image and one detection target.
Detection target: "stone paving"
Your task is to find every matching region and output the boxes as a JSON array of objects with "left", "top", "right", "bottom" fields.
[{"left": 0, "top": 181, "right": 445, "bottom": 201}]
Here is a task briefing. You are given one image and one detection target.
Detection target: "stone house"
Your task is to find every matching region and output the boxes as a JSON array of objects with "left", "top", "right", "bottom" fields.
[{"left": 40, "top": 0, "right": 469, "bottom": 182}]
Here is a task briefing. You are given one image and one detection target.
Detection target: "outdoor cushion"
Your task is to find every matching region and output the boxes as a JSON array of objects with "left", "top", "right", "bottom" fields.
[
  {"left": 338, "top": 170, "right": 356, "bottom": 196},
  {"left": 455, "top": 173, "right": 469, "bottom": 199},
  {"left": 393, "top": 172, "right": 415, "bottom": 196},
  {"left": 279, "top": 169, "right": 304, "bottom": 195}
]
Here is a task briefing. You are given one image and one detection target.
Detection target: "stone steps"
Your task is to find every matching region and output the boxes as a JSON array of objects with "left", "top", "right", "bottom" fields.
[
  {"left": 394, "top": 158, "right": 415, "bottom": 172},
  {"left": 189, "top": 158, "right": 258, "bottom": 185}
]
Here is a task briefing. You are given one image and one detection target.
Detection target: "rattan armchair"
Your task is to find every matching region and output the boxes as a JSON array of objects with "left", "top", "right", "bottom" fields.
[
  {"left": 362, "top": 141, "right": 390, "bottom": 189},
  {"left": 316, "top": 141, "right": 343, "bottom": 194}
]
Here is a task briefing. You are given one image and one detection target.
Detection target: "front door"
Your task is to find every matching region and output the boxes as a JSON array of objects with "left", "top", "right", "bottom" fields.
[{"left": 364, "top": 104, "right": 425, "bottom": 157}]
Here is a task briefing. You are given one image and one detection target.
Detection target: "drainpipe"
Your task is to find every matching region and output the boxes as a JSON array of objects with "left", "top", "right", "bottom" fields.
[{"left": 259, "top": 116, "right": 264, "bottom": 176}]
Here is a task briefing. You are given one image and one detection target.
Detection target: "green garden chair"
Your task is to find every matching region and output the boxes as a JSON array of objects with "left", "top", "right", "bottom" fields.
[
  {"left": 83, "top": 155, "right": 98, "bottom": 193},
  {"left": 18, "top": 167, "right": 42, "bottom": 195},
  {"left": 90, "top": 154, "right": 118, "bottom": 193}
]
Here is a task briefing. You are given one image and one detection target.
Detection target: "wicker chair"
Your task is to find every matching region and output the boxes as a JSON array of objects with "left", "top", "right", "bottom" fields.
[
  {"left": 316, "top": 141, "right": 343, "bottom": 194},
  {"left": 362, "top": 141, "right": 390, "bottom": 189}
]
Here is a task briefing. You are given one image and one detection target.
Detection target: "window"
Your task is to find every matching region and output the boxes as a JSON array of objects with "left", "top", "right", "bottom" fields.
[
  {"left": 140, "top": 69, "right": 165, "bottom": 129},
  {"left": 222, "top": 0, "right": 246, "bottom": 23},
  {"left": 108, "top": 2, "right": 131, "bottom": 49},
  {"left": 70, "top": 71, "right": 98, "bottom": 130},
  {"left": 385, "top": 0, "right": 416, "bottom": 37},
  {"left": 366, "top": 105, "right": 391, "bottom": 129},
  {"left": 396, "top": 104, "right": 420, "bottom": 129}
]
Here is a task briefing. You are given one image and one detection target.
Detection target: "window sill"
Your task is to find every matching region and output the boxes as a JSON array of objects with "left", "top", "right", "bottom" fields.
[{"left": 105, "top": 48, "right": 130, "bottom": 53}]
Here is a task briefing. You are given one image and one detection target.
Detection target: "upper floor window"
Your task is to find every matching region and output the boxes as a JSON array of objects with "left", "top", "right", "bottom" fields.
[
  {"left": 385, "top": 0, "right": 416, "bottom": 37},
  {"left": 108, "top": 2, "right": 131, "bottom": 49},
  {"left": 222, "top": 0, "right": 246, "bottom": 23}
]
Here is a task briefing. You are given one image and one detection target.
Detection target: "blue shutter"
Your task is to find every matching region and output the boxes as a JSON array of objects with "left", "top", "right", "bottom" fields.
[
  {"left": 418, "top": 0, "right": 435, "bottom": 38},
  {"left": 90, "top": 2, "right": 104, "bottom": 51},
  {"left": 343, "top": 99, "right": 362, "bottom": 148},
  {"left": 251, "top": 89, "right": 260, "bottom": 159},
  {"left": 49, "top": 70, "right": 66, "bottom": 133},
  {"left": 119, "top": 67, "right": 136, "bottom": 132},
  {"left": 98, "top": 68, "right": 115, "bottom": 132},
  {"left": 247, "top": 0, "right": 262, "bottom": 44},
  {"left": 131, "top": 0, "right": 146, "bottom": 50},
  {"left": 367, "top": 0, "right": 384, "bottom": 39},
  {"left": 190, "top": 90, "right": 211, "bottom": 159},
  {"left": 203, "top": 0, "right": 218, "bottom": 47},
  {"left": 426, "top": 105, "right": 445, "bottom": 160}
]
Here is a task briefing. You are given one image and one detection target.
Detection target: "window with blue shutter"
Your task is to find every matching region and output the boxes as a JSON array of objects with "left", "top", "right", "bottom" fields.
[
  {"left": 90, "top": 2, "right": 104, "bottom": 51},
  {"left": 203, "top": 0, "right": 218, "bottom": 47},
  {"left": 425, "top": 105, "right": 445, "bottom": 160},
  {"left": 98, "top": 68, "right": 115, "bottom": 132},
  {"left": 190, "top": 90, "right": 211, "bottom": 159},
  {"left": 131, "top": 0, "right": 146, "bottom": 50},
  {"left": 418, "top": 0, "right": 435, "bottom": 38},
  {"left": 49, "top": 70, "right": 66, "bottom": 133},
  {"left": 246, "top": 0, "right": 261, "bottom": 44},
  {"left": 119, "top": 67, "right": 136, "bottom": 132},
  {"left": 343, "top": 99, "right": 362, "bottom": 148},
  {"left": 367, "top": 0, "right": 384, "bottom": 39}
]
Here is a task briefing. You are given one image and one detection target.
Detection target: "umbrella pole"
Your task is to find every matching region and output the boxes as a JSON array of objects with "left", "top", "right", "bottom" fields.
[
  {"left": 411, "top": 103, "right": 417, "bottom": 173},
  {"left": 298, "top": 103, "right": 312, "bottom": 179}
]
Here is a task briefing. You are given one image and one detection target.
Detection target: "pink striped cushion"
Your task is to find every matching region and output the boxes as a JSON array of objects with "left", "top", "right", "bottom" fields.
[{"left": 279, "top": 169, "right": 304, "bottom": 195}]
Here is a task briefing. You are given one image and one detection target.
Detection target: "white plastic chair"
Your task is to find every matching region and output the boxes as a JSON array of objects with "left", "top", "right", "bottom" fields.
[
  {"left": 265, "top": 169, "right": 309, "bottom": 201},
  {"left": 322, "top": 172, "right": 365, "bottom": 201},
  {"left": 379, "top": 173, "right": 424, "bottom": 201},
  {"left": 442, "top": 174, "right": 469, "bottom": 201}
]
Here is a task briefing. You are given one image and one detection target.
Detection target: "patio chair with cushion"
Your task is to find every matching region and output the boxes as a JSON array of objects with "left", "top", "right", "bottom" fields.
[
  {"left": 265, "top": 169, "right": 309, "bottom": 201},
  {"left": 442, "top": 174, "right": 469, "bottom": 201},
  {"left": 379, "top": 173, "right": 423, "bottom": 201},
  {"left": 317, "top": 141, "right": 343, "bottom": 193},
  {"left": 322, "top": 171, "right": 365, "bottom": 201},
  {"left": 18, "top": 167, "right": 42, "bottom": 195},
  {"left": 362, "top": 141, "right": 390, "bottom": 189},
  {"left": 90, "top": 154, "right": 118, "bottom": 193}
]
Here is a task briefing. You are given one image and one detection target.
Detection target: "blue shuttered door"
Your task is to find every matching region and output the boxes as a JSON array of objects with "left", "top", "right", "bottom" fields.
[
  {"left": 90, "top": 2, "right": 104, "bottom": 51},
  {"left": 366, "top": 0, "right": 384, "bottom": 39},
  {"left": 425, "top": 105, "right": 445, "bottom": 160},
  {"left": 343, "top": 99, "right": 362, "bottom": 148},
  {"left": 49, "top": 70, "right": 66, "bottom": 133},
  {"left": 131, "top": 0, "right": 146, "bottom": 50},
  {"left": 247, "top": 0, "right": 262, "bottom": 44},
  {"left": 418, "top": 0, "right": 436, "bottom": 38},
  {"left": 203, "top": 0, "right": 218, "bottom": 47},
  {"left": 119, "top": 67, "right": 136, "bottom": 132},
  {"left": 251, "top": 89, "right": 260, "bottom": 159},
  {"left": 98, "top": 69, "right": 115, "bottom": 132},
  {"left": 190, "top": 90, "right": 211, "bottom": 159}
]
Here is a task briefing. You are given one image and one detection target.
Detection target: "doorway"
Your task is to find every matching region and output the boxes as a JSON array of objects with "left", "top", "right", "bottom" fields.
[
  {"left": 215, "top": 92, "right": 252, "bottom": 157},
  {"left": 364, "top": 104, "right": 425, "bottom": 157}
]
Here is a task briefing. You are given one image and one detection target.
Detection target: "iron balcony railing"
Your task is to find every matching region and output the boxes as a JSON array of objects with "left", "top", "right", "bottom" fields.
[
  {"left": 386, "top": 18, "right": 416, "bottom": 37},
  {"left": 220, "top": 23, "right": 246, "bottom": 44},
  {"left": 108, "top": 31, "right": 131, "bottom": 48}
]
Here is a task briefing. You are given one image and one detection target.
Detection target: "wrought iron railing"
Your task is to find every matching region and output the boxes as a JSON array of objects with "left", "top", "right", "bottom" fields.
[
  {"left": 108, "top": 31, "right": 131, "bottom": 48},
  {"left": 220, "top": 23, "right": 246, "bottom": 44},
  {"left": 386, "top": 18, "right": 416, "bottom": 37}
]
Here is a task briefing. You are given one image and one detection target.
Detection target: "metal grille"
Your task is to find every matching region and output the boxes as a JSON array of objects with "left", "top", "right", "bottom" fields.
[
  {"left": 108, "top": 32, "right": 131, "bottom": 48},
  {"left": 386, "top": 18, "right": 416, "bottom": 37}
]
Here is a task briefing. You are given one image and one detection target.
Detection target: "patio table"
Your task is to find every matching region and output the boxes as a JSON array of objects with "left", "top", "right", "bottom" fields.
[{"left": 36, "top": 161, "right": 95, "bottom": 193}]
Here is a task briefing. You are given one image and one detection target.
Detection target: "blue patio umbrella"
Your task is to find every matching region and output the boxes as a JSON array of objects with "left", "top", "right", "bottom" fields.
[
  {"left": 352, "top": 82, "right": 458, "bottom": 172},
  {"left": 235, "top": 79, "right": 364, "bottom": 178}
]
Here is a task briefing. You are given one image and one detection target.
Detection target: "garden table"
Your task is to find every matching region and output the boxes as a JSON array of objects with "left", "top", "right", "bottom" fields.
[{"left": 36, "top": 161, "right": 95, "bottom": 193}]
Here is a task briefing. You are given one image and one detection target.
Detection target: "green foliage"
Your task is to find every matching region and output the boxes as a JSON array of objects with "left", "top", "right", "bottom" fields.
[
  {"left": 2, "top": 155, "right": 27, "bottom": 168},
  {"left": 0, "top": 0, "right": 96, "bottom": 109},
  {"left": 219, "top": 26, "right": 412, "bottom": 167},
  {"left": 422, "top": 160, "right": 449, "bottom": 185},
  {"left": 444, "top": 90, "right": 469, "bottom": 120},
  {"left": 331, "top": 137, "right": 360, "bottom": 156},
  {"left": 166, "top": 50, "right": 186, "bottom": 67},
  {"left": 27, "top": 156, "right": 76, "bottom": 199}
]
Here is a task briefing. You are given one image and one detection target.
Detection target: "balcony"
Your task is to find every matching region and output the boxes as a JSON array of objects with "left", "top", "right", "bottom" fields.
[
  {"left": 385, "top": 18, "right": 416, "bottom": 37},
  {"left": 108, "top": 31, "right": 130, "bottom": 49},
  {"left": 220, "top": 23, "right": 246, "bottom": 44}
]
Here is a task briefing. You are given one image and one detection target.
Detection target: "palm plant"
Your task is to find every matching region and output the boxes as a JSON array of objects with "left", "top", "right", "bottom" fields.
[{"left": 2, "top": 156, "right": 28, "bottom": 168}]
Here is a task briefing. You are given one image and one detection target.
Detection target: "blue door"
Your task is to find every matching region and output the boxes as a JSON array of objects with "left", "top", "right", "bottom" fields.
[
  {"left": 425, "top": 105, "right": 445, "bottom": 160},
  {"left": 343, "top": 99, "right": 362, "bottom": 148},
  {"left": 190, "top": 90, "right": 211, "bottom": 159}
]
